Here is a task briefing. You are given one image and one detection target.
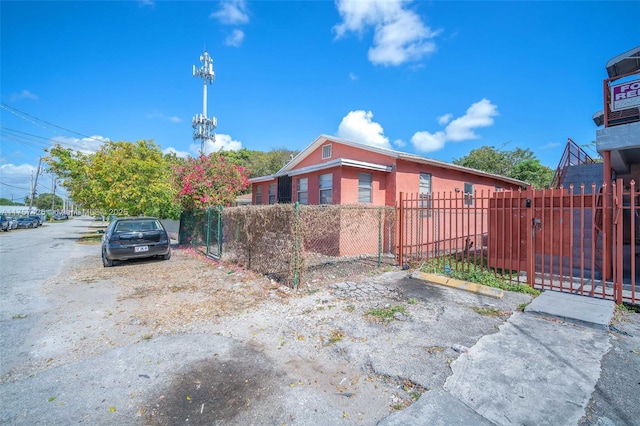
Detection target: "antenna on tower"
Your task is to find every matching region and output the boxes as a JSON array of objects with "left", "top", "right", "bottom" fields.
[{"left": 192, "top": 49, "right": 217, "bottom": 154}]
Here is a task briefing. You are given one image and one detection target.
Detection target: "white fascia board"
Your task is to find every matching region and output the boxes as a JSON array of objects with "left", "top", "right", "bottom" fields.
[
  {"left": 398, "top": 153, "right": 529, "bottom": 187},
  {"left": 286, "top": 158, "right": 392, "bottom": 177},
  {"left": 277, "top": 134, "right": 399, "bottom": 174},
  {"left": 248, "top": 175, "right": 276, "bottom": 184}
]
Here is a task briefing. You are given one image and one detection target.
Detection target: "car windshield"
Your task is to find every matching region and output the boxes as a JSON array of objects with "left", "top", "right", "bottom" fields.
[{"left": 114, "top": 220, "right": 162, "bottom": 233}]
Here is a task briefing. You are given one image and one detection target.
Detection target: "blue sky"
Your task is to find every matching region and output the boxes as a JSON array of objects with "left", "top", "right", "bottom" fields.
[{"left": 1, "top": 0, "right": 638, "bottom": 202}]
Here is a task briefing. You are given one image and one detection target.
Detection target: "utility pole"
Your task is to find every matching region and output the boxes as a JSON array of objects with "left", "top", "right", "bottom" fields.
[
  {"left": 192, "top": 49, "right": 217, "bottom": 154},
  {"left": 28, "top": 157, "right": 42, "bottom": 215},
  {"left": 51, "top": 175, "right": 57, "bottom": 220}
]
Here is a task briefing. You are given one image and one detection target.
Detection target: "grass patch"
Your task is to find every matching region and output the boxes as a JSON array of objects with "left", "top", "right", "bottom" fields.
[
  {"left": 407, "top": 298, "right": 418, "bottom": 305},
  {"left": 78, "top": 232, "right": 103, "bottom": 245},
  {"left": 617, "top": 303, "right": 640, "bottom": 314},
  {"left": 365, "top": 305, "right": 406, "bottom": 323},
  {"left": 421, "top": 256, "right": 540, "bottom": 296},
  {"left": 471, "top": 306, "right": 511, "bottom": 317}
]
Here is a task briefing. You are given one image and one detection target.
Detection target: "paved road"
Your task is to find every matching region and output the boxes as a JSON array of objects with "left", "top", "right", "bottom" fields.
[{"left": 0, "top": 218, "right": 97, "bottom": 379}]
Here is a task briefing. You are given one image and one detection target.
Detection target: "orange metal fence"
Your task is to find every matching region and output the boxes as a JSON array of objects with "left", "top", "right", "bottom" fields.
[{"left": 397, "top": 180, "right": 639, "bottom": 305}]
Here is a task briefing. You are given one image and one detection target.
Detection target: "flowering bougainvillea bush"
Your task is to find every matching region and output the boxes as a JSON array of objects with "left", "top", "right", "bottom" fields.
[{"left": 173, "top": 154, "right": 249, "bottom": 210}]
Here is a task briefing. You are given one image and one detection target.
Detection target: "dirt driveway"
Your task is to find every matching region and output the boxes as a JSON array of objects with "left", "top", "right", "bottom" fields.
[{"left": 1, "top": 235, "right": 534, "bottom": 425}]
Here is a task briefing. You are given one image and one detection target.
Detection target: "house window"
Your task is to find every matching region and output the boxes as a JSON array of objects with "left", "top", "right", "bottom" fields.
[
  {"left": 297, "top": 177, "right": 308, "bottom": 205},
  {"left": 255, "top": 185, "right": 263, "bottom": 205},
  {"left": 419, "top": 172, "right": 432, "bottom": 217},
  {"left": 268, "top": 183, "right": 277, "bottom": 204},
  {"left": 358, "top": 173, "right": 372, "bottom": 203},
  {"left": 495, "top": 186, "right": 503, "bottom": 192},
  {"left": 464, "top": 182, "right": 474, "bottom": 205},
  {"left": 322, "top": 144, "right": 332, "bottom": 159},
  {"left": 319, "top": 173, "right": 332, "bottom": 204}
]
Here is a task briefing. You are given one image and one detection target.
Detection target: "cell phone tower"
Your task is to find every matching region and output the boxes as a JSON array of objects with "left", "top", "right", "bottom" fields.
[{"left": 192, "top": 50, "right": 217, "bottom": 154}]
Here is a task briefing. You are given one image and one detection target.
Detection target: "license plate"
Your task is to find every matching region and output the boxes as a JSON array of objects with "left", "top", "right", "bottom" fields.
[{"left": 135, "top": 246, "right": 149, "bottom": 253}]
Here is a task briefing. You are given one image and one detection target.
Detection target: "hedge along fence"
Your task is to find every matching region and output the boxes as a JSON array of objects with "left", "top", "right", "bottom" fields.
[{"left": 179, "top": 203, "right": 396, "bottom": 288}]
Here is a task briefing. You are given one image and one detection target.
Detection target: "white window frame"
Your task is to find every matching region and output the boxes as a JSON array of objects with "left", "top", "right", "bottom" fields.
[
  {"left": 358, "top": 172, "right": 372, "bottom": 203},
  {"left": 464, "top": 182, "right": 474, "bottom": 206},
  {"left": 319, "top": 173, "right": 332, "bottom": 204},
  {"left": 268, "top": 183, "right": 277, "bottom": 204},
  {"left": 419, "top": 172, "right": 432, "bottom": 218},
  {"left": 297, "top": 177, "right": 308, "bottom": 205},
  {"left": 322, "top": 144, "right": 332, "bottom": 159}
]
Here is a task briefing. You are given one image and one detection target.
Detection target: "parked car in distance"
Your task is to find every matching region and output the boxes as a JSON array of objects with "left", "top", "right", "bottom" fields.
[
  {"left": 0, "top": 214, "right": 9, "bottom": 232},
  {"left": 28, "top": 215, "right": 43, "bottom": 227},
  {"left": 100, "top": 217, "right": 171, "bottom": 267},
  {"left": 6, "top": 217, "right": 18, "bottom": 230},
  {"left": 16, "top": 217, "right": 36, "bottom": 229},
  {"left": 53, "top": 213, "right": 69, "bottom": 220}
]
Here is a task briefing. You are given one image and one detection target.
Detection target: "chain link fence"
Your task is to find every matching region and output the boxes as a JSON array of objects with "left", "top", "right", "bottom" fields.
[{"left": 179, "top": 204, "right": 396, "bottom": 288}]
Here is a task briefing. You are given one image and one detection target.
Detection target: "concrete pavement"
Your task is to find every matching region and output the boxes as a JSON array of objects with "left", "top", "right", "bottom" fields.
[{"left": 380, "top": 289, "right": 618, "bottom": 426}]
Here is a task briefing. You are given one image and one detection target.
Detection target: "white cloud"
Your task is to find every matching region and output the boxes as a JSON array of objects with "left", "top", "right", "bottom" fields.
[
  {"left": 444, "top": 99, "right": 498, "bottom": 141},
  {"left": 437, "top": 113, "right": 452, "bottom": 125},
  {"left": 138, "top": 0, "right": 155, "bottom": 8},
  {"left": 393, "top": 138, "right": 406, "bottom": 148},
  {"left": 147, "top": 111, "right": 182, "bottom": 123},
  {"left": 210, "top": 0, "right": 249, "bottom": 25},
  {"left": 190, "top": 133, "right": 242, "bottom": 155},
  {"left": 50, "top": 135, "right": 110, "bottom": 154},
  {"left": 411, "top": 98, "right": 498, "bottom": 153},
  {"left": 349, "top": 72, "right": 358, "bottom": 81},
  {"left": 337, "top": 110, "right": 391, "bottom": 149},
  {"left": 225, "top": 29, "right": 245, "bottom": 47},
  {"left": 162, "top": 147, "right": 191, "bottom": 158},
  {"left": 0, "top": 163, "right": 36, "bottom": 199},
  {"left": 9, "top": 90, "right": 39, "bottom": 102},
  {"left": 411, "top": 131, "right": 446, "bottom": 152},
  {"left": 333, "top": 0, "right": 441, "bottom": 66}
]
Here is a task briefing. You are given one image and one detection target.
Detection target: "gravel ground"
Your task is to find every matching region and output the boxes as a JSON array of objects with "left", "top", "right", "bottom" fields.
[{"left": 1, "top": 242, "right": 536, "bottom": 425}]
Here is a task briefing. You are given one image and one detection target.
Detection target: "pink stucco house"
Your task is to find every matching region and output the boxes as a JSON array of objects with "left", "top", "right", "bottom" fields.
[{"left": 249, "top": 135, "right": 528, "bottom": 207}]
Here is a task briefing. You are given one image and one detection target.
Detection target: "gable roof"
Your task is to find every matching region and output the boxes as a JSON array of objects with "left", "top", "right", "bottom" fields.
[{"left": 250, "top": 134, "right": 529, "bottom": 187}]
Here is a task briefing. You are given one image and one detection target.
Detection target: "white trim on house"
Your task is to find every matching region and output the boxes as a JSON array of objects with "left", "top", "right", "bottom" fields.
[
  {"left": 286, "top": 158, "right": 392, "bottom": 177},
  {"left": 248, "top": 174, "right": 276, "bottom": 184}
]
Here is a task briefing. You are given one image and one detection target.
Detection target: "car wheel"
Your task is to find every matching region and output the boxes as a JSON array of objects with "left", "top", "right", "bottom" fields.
[
  {"left": 102, "top": 248, "right": 113, "bottom": 267},
  {"left": 162, "top": 249, "right": 171, "bottom": 261}
]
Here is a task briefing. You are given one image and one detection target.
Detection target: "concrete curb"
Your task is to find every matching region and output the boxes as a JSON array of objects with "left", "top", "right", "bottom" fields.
[{"left": 410, "top": 271, "right": 504, "bottom": 299}]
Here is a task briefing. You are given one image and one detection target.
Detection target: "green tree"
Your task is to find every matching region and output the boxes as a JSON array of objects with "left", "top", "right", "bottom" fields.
[
  {"left": 32, "top": 193, "right": 63, "bottom": 210},
  {"left": 453, "top": 145, "right": 552, "bottom": 188},
  {"left": 0, "top": 197, "right": 21, "bottom": 205},
  {"left": 45, "top": 140, "right": 178, "bottom": 217},
  {"left": 510, "top": 159, "right": 554, "bottom": 189},
  {"left": 222, "top": 147, "right": 298, "bottom": 178},
  {"left": 453, "top": 145, "right": 536, "bottom": 177}
]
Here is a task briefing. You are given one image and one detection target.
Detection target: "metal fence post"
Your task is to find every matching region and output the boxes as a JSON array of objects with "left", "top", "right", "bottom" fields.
[
  {"left": 378, "top": 207, "right": 382, "bottom": 267},
  {"left": 293, "top": 202, "right": 300, "bottom": 289},
  {"left": 217, "top": 206, "right": 223, "bottom": 258},
  {"left": 205, "top": 207, "right": 211, "bottom": 256}
]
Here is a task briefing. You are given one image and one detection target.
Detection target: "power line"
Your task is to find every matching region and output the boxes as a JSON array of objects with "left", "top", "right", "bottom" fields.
[
  {"left": 0, "top": 102, "right": 107, "bottom": 144},
  {"left": 0, "top": 182, "right": 31, "bottom": 190}
]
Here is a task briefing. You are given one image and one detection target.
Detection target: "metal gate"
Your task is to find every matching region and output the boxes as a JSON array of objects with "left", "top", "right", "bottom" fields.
[{"left": 397, "top": 180, "right": 639, "bottom": 305}]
